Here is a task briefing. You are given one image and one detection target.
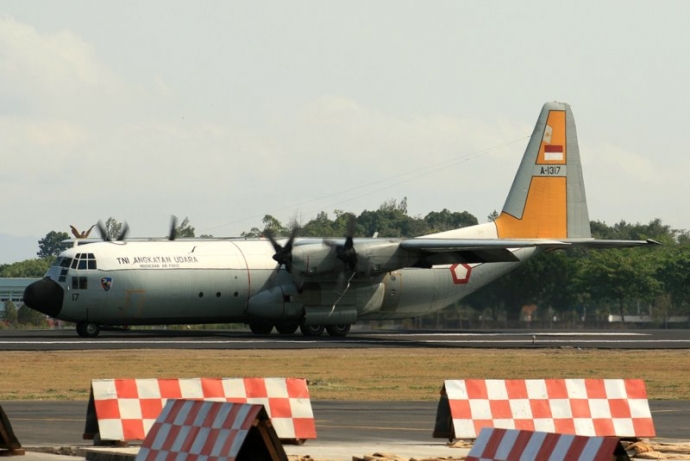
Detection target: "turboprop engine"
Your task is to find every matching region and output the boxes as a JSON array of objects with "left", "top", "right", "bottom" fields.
[{"left": 291, "top": 240, "right": 408, "bottom": 277}]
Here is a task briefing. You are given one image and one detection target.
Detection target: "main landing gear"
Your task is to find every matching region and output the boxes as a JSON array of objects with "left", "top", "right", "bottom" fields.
[
  {"left": 76, "top": 322, "right": 100, "bottom": 338},
  {"left": 248, "top": 323, "right": 352, "bottom": 337}
]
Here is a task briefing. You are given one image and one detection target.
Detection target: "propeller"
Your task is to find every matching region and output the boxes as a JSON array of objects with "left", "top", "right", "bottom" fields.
[
  {"left": 264, "top": 226, "right": 299, "bottom": 273},
  {"left": 96, "top": 220, "right": 129, "bottom": 242},
  {"left": 168, "top": 215, "right": 178, "bottom": 241},
  {"left": 326, "top": 215, "right": 360, "bottom": 295},
  {"left": 326, "top": 215, "right": 358, "bottom": 271}
]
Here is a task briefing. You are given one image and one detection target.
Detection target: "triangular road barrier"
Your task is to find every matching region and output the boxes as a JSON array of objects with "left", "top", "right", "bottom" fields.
[
  {"left": 135, "top": 400, "right": 287, "bottom": 461},
  {"left": 0, "top": 405, "right": 24, "bottom": 456}
]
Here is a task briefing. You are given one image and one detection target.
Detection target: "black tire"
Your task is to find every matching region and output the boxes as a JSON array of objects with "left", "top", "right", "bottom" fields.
[
  {"left": 249, "top": 323, "right": 274, "bottom": 335},
  {"left": 299, "top": 324, "right": 325, "bottom": 337},
  {"left": 326, "top": 324, "right": 351, "bottom": 337},
  {"left": 76, "top": 322, "right": 100, "bottom": 338},
  {"left": 275, "top": 324, "right": 299, "bottom": 335}
]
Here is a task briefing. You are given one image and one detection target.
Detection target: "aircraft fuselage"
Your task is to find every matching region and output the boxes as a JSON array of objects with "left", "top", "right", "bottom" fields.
[{"left": 25, "top": 238, "right": 536, "bottom": 335}]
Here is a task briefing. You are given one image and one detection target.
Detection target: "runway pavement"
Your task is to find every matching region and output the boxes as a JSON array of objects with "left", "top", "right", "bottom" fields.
[
  {"left": 2, "top": 329, "right": 689, "bottom": 459},
  {"left": 1, "top": 328, "right": 689, "bottom": 350},
  {"left": 3, "top": 400, "right": 689, "bottom": 447}
]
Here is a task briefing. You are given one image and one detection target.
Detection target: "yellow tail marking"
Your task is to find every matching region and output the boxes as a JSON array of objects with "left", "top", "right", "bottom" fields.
[
  {"left": 495, "top": 177, "right": 567, "bottom": 238},
  {"left": 495, "top": 109, "right": 568, "bottom": 238}
]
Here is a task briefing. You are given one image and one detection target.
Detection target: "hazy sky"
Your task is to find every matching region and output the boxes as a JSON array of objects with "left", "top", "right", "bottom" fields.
[{"left": 2, "top": 1, "right": 689, "bottom": 263}]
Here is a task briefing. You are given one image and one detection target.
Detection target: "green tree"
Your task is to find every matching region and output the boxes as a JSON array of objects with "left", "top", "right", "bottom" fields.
[
  {"left": 677, "top": 230, "right": 690, "bottom": 245},
  {"left": 17, "top": 305, "right": 47, "bottom": 327},
  {"left": 175, "top": 217, "right": 196, "bottom": 238},
  {"left": 578, "top": 249, "right": 662, "bottom": 322},
  {"left": 37, "top": 231, "right": 69, "bottom": 258},
  {"left": 592, "top": 219, "right": 676, "bottom": 244},
  {"left": 240, "top": 227, "right": 263, "bottom": 238},
  {"left": 261, "top": 215, "right": 288, "bottom": 236},
  {"left": 0, "top": 258, "right": 53, "bottom": 277},
  {"left": 2, "top": 300, "right": 18, "bottom": 326},
  {"left": 103, "top": 217, "right": 126, "bottom": 240},
  {"left": 653, "top": 245, "right": 690, "bottom": 313},
  {"left": 300, "top": 211, "right": 335, "bottom": 237},
  {"left": 425, "top": 209, "right": 478, "bottom": 232},
  {"left": 357, "top": 198, "right": 428, "bottom": 238}
]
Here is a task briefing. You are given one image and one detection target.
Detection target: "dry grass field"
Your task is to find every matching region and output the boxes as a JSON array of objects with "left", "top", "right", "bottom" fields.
[{"left": 1, "top": 348, "right": 689, "bottom": 401}]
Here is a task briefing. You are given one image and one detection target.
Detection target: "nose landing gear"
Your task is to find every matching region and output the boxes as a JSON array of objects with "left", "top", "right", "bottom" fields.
[{"left": 76, "top": 322, "right": 100, "bottom": 338}]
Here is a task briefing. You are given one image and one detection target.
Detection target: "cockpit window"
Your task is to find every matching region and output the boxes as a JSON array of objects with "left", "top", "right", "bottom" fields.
[
  {"left": 70, "top": 253, "right": 98, "bottom": 271},
  {"left": 87, "top": 253, "right": 96, "bottom": 270},
  {"left": 52, "top": 257, "right": 71, "bottom": 268}
]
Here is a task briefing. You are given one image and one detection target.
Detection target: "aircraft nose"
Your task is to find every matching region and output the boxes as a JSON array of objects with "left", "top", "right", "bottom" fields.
[{"left": 23, "top": 278, "right": 64, "bottom": 317}]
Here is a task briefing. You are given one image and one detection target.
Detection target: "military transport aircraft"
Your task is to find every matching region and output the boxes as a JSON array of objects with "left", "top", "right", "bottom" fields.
[{"left": 23, "top": 102, "right": 657, "bottom": 338}]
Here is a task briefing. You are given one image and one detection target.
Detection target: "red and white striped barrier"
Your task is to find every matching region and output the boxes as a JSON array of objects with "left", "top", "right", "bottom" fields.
[
  {"left": 135, "top": 399, "right": 287, "bottom": 461},
  {"left": 84, "top": 378, "right": 316, "bottom": 442},
  {"left": 467, "top": 427, "right": 628, "bottom": 461},
  {"left": 0, "top": 405, "right": 24, "bottom": 455},
  {"left": 438, "top": 379, "right": 655, "bottom": 439}
]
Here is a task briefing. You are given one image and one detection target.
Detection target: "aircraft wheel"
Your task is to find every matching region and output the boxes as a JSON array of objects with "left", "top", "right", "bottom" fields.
[
  {"left": 275, "top": 324, "right": 299, "bottom": 335},
  {"left": 76, "top": 322, "right": 100, "bottom": 338},
  {"left": 249, "top": 323, "right": 274, "bottom": 335},
  {"left": 299, "top": 324, "right": 324, "bottom": 337},
  {"left": 326, "top": 324, "right": 351, "bottom": 337}
]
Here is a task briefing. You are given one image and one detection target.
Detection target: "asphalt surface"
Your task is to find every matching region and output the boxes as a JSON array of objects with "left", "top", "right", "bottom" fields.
[
  {"left": 0, "top": 328, "right": 689, "bottom": 350},
  {"left": 3, "top": 400, "right": 689, "bottom": 447},
  {"left": 1, "top": 328, "right": 688, "bottom": 459}
]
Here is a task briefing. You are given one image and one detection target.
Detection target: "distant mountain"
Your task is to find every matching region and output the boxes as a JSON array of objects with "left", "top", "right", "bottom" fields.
[{"left": 0, "top": 233, "right": 38, "bottom": 265}]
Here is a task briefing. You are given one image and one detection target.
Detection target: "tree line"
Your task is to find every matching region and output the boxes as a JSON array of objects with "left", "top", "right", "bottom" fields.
[{"left": 1, "top": 201, "right": 688, "bottom": 328}]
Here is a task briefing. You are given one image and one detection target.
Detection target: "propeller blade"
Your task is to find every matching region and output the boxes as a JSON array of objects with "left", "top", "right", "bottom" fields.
[
  {"left": 264, "top": 226, "right": 299, "bottom": 273},
  {"left": 335, "top": 214, "right": 358, "bottom": 271},
  {"left": 169, "top": 216, "right": 178, "bottom": 241},
  {"left": 96, "top": 220, "right": 110, "bottom": 242},
  {"left": 116, "top": 222, "right": 129, "bottom": 241},
  {"left": 96, "top": 220, "right": 128, "bottom": 241}
]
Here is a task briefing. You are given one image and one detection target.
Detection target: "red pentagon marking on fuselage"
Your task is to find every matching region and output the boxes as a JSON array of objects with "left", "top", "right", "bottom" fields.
[{"left": 449, "top": 263, "right": 472, "bottom": 284}]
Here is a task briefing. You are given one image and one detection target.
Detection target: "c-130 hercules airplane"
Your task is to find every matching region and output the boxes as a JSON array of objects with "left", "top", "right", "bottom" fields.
[{"left": 24, "top": 102, "right": 657, "bottom": 338}]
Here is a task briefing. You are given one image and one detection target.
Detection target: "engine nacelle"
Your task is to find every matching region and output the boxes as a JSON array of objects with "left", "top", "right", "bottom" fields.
[
  {"left": 246, "top": 285, "right": 303, "bottom": 320},
  {"left": 291, "top": 243, "right": 338, "bottom": 277},
  {"left": 291, "top": 240, "right": 415, "bottom": 277}
]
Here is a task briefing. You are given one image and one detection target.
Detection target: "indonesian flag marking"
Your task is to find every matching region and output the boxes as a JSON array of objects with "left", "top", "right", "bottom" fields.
[{"left": 544, "top": 144, "right": 564, "bottom": 161}]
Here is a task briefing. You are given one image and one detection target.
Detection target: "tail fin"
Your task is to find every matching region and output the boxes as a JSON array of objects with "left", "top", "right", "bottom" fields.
[{"left": 495, "top": 102, "right": 591, "bottom": 239}]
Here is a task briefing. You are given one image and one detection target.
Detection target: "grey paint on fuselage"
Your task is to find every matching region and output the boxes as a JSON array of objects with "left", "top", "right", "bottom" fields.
[{"left": 45, "top": 240, "right": 538, "bottom": 326}]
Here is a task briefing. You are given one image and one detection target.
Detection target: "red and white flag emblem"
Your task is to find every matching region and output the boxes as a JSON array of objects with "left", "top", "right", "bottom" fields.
[{"left": 544, "top": 144, "right": 564, "bottom": 161}]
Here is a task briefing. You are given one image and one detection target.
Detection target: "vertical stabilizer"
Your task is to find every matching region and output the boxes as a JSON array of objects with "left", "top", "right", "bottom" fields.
[{"left": 495, "top": 102, "right": 591, "bottom": 239}]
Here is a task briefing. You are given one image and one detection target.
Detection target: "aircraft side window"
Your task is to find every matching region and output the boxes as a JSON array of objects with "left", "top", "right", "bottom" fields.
[
  {"left": 71, "top": 277, "right": 88, "bottom": 290},
  {"left": 60, "top": 258, "right": 72, "bottom": 268},
  {"left": 70, "top": 259, "right": 79, "bottom": 269},
  {"left": 88, "top": 260, "right": 97, "bottom": 270}
]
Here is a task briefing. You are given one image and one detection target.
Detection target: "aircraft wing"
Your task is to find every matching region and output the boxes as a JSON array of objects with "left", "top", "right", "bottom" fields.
[
  {"left": 399, "top": 238, "right": 565, "bottom": 264},
  {"left": 560, "top": 238, "right": 661, "bottom": 248},
  {"left": 399, "top": 237, "right": 659, "bottom": 265}
]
